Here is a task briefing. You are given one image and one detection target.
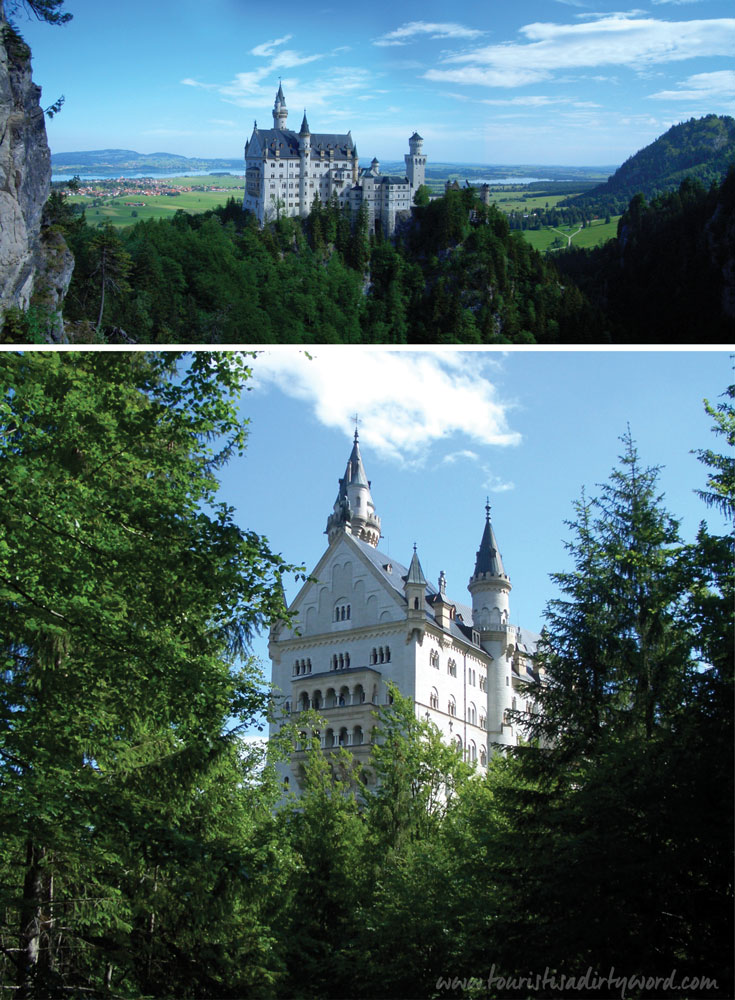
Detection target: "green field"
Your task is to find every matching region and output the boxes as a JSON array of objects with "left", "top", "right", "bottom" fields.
[
  {"left": 520, "top": 215, "right": 621, "bottom": 252},
  {"left": 68, "top": 175, "right": 245, "bottom": 228}
]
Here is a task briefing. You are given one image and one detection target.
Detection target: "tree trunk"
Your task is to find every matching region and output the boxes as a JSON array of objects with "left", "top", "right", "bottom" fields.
[{"left": 17, "top": 841, "right": 45, "bottom": 986}]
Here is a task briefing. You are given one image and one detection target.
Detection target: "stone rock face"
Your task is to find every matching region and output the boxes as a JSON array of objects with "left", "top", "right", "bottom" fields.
[{"left": 0, "top": 20, "right": 72, "bottom": 334}]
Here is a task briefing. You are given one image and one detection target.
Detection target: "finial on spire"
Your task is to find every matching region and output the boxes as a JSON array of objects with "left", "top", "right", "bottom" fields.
[
  {"left": 352, "top": 413, "right": 360, "bottom": 441},
  {"left": 485, "top": 498, "right": 491, "bottom": 520}
]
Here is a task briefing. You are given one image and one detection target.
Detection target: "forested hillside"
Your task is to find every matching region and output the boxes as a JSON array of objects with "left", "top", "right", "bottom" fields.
[
  {"left": 3, "top": 125, "right": 734, "bottom": 343},
  {"left": 556, "top": 169, "right": 735, "bottom": 342},
  {"left": 562, "top": 114, "right": 735, "bottom": 217},
  {"left": 2, "top": 353, "right": 732, "bottom": 999},
  {"left": 2, "top": 187, "right": 607, "bottom": 342}
]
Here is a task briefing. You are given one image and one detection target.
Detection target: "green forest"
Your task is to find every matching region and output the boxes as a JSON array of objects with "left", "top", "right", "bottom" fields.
[
  {"left": 4, "top": 167, "right": 734, "bottom": 344},
  {"left": 1, "top": 353, "right": 732, "bottom": 1000}
]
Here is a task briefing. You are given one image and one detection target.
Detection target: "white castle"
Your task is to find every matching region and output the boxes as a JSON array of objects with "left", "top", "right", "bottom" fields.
[
  {"left": 269, "top": 432, "right": 540, "bottom": 791},
  {"left": 243, "top": 85, "right": 426, "bottom": 235}
]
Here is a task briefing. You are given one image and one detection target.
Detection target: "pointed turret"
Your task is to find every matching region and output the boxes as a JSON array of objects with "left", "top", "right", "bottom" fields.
[
  {"left": 468, "top": 502, "right": 511, "bottom": 632},
  {"left": 472, "top": 502, "right": 507, "bottom": 578},
  {"left": 299, "top": 111, "right": 310, "bottom": 135},
  {"left": 273, "top": 83, "right": 288, "bottom": 129},
  {"left": 468, "top": 503, "right": 515, "bottom": 746},
  {"left": 404, "top": 545, "right": 428, "bottom": 629},
  {"left": 326, "top": 431, "right": 381, "bottom": 547}
]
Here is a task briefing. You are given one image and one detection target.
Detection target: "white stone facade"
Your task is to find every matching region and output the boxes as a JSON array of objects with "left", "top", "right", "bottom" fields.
[
  {"left": 243, "top": 86, "right": 425, "bottom": 236},
  {"left": 269, "top": 434, "right": 540, "bottom": 790}
]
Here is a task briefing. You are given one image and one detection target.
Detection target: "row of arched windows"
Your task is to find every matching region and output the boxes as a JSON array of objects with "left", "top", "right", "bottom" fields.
[
  {"left": 296, "top": 683, "right": 378, "bottom": 711},
  {"left": 294, "top": 726, "right": 376, "bottom": 750},
  {"left": 447, "top": 658, "right": 457, "bottom": 677},
  {"left": 369, "top": 646, "right": 391, "bottom": 664},
  {"left": 331, "top": 651, "right": 351, "bottom": 670},
  {"left": 334, "top": 604, "right": 351, "bottom": 621},
  {"left": 293, "top": 658, "right": 312, "bottom": 676},
  {"left": 430, "top": 649, "right": 439, "bottom": 669}
]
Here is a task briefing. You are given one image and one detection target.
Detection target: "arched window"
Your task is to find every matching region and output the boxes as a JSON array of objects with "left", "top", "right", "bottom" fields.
[
  {"left": 413, "top": 597, "right": 419, "bottom": 609},
  {"left": 480, "top": 713, "right": 486, "bottom": 730},
  {"left": 468, "top": 702, "right": 477, "bottom": 726},
  {"left": 469, "top": 740, "right": 477, "bottom": 762},
  {"left": 480, "top": 746, "right": 487, "bottom": 766},
  {"left": 385, "top": 646, "right": 391, "bottom": 662},
  {"left": 284, "top": 700, "right": 291, "bottom": 714},
  {"left": 447, "top": 658, "right": 457, "bottom": 677},
  {"left": 430, "top": 649, "right": 439, "bottom": 669},
  {"left": 346, "top": 604, "right": 351, "bottom": 620},
  {"left": 448, "top": 695, "right": 456, "bottom": 717},
  {"left": 430, "top": 687, "right": 439, "bottom": 710}
]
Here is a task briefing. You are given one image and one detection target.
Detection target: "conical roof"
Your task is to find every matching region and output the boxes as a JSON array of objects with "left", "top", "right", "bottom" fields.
[
  {"left": 276, "top": 82, "right": 286, "bottom": 104},
  {"left": 473, "top": 502, "right": 506, "bottom": 578},
  {"left": 300, "top": 111, "right": 310, "bottom": 135},
  {"left": 344, "top": 430, "right": 369, "bottom": 487},
  {"left": 404, "top": 544, "right": 427, "bottom": 586}
]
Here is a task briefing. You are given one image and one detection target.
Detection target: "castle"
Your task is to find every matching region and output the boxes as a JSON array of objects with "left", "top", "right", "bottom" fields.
[
  {"left": 243, "top": 85, "right": 426, "bottom": 235},
  {"left": 268, "top": 432, "right": 540, "bottom": 790}
]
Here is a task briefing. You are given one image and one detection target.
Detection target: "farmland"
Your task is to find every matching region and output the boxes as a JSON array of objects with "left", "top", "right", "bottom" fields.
[
  {"left": 63, "top": 175, "right": 244, "bottom": 228},
  {"left": 59, "top": 173, "right": 619, "bottom": 249}
]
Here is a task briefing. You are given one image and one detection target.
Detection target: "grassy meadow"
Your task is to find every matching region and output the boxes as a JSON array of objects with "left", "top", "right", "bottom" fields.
[
  {"left": 521, "top": 215, "right": 621, "bottom": 252},
  {"left": 64, "top": 173, "right": 619, "bottom": 249},
  {"left": 67, "top": 175, "right": 244, "bottom": 228}
]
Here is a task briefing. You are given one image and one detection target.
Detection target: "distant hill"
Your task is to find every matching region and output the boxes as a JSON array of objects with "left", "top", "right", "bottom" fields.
[
  {"left": 51, "top": 149, "right": 244, "bottom": 175},
  {"left": 562, "top": 115, "right": 735, "bottom": 215}
]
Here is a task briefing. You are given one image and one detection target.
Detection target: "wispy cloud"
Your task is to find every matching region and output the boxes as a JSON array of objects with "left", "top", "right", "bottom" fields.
[
  {"left": 250, "top": 35, "right": 293, "bottom": 58},
  {"left": 250, "top": 350, "right": 519, "bottom": 464},
  {"left": 182, "top": 33, "right": 377, "bottom": 117},
  {"left": 649, "top": 69, "right": 735, "bottom": 101},
  {"left": 373, "top": 21, "right": 484, "bottom": 48},
  {"left": 424, "top": 15, "right": 735, "bottom": 89}
]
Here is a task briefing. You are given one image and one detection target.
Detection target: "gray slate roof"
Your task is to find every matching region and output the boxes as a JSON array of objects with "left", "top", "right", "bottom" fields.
[
  {"left": 251, "top": 128, "right": 354, "bottom": 159},
  {"left": 351, "top": 537, "right": 540, "bottom": 656}
]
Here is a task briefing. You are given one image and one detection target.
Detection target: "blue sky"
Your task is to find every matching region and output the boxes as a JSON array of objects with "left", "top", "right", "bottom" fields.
[
  {"left": 210, "top": 349, "right": 731, "bottom": 680},
  {"left": 17, "top": 0, "right": 735, "bottom": 165}
]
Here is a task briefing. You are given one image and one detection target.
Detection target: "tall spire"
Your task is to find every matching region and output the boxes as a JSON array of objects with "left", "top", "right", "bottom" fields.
[
  {"left": 468, "top": 500, "right": 511, "bottom": 632},
  {"left": 473, "top": 500, "right": 506, "bottom": 578},
  {"left": 273, "top": 82, "right": 288, "bottom": 129},
  {"left": 326, "top": 431, "right": 381, "bottom": 547}
]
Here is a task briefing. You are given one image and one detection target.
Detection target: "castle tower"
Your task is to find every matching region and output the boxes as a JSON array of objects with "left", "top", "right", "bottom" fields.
[
  {"left": 325, "top": 431, "right": 381, "bottom": 547},
  {"left": 298, "top": 111, "right": 311, "bottom": 215},
  {"left": 467, "top": 503, "right": 514, "bottom": 744},
  {"left": 272, "top": 83, "right": 288, "bottom": 130},
  {"left": 405, "top": 132, "right": 426, "bottom": 191}
]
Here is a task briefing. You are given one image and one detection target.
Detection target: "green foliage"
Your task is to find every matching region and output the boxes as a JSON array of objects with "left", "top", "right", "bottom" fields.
[
  {"left": 0, "top": 352, "right": 301, "bottom": 997},
  {"left": 562, "top": 114, "right": 735, "bottom": 217},
  {"left": 557, "top": 170, "right": 735, "bottom": 342},
  {"left": 4, "top": 0, "right": 71, "bottom": 26}
]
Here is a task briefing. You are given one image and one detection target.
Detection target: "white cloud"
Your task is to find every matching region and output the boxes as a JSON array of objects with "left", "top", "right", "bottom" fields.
[
  {"left": 373, "top": 21, "right": 484, "bottom": 48},
  {"left": 250, "top": 35, "right": 292, "bottom": 58},
  {"left": 442, "top": 449, "right": 480, "bottom": 464},
  {"left": 650, "top": 70, "right": 735, "bottom": 101},
  {"left": 479, "top": 95, "right": 600, "bottom": 108},
  {"left": 250, "top": 350, "right": 519, "bottom": 463},
  {"left": 425, "top": 15, "right": 735, "bottom": 89}
]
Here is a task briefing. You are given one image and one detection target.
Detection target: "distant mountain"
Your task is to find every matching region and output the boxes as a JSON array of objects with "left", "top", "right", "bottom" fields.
[
  {"left": 51, "top": 149, "right": 244, "bottom": 175},
  {"left": 563, "top": 115, "right": 735, "bottom": 215}
]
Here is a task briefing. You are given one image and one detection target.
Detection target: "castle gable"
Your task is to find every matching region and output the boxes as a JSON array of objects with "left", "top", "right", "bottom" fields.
[{"left": 286, "top": 533, "right": 407, "bottom": 639}]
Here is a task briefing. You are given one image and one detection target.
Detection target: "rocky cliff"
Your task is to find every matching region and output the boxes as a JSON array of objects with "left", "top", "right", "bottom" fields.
[{"left": 0, "top": 18, "right": 73, "bottom": 338}]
